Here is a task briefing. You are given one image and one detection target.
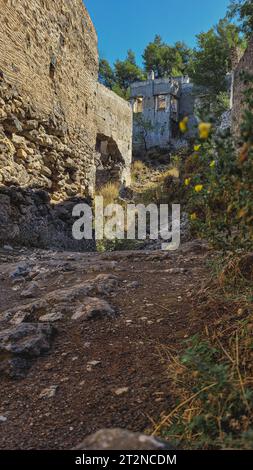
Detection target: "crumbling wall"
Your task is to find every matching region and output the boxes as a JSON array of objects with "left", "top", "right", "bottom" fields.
[
  {"left": 0, "top": 186, "right": 95, "bottom": 251},
  {"left": 130, "top": 78, "right": 179, "bottom": 150},
  {"left": 95, "top": 84, "right": 132, "bottom": 187},
  {"left": 0, "top": 0, "right": 133, "bottom": 250},
  {"left": 0, "top": 0, "right": 98, "bottom": 201},
  {"left": 232, "top": 37, "right": 253, "bottom": 136}
]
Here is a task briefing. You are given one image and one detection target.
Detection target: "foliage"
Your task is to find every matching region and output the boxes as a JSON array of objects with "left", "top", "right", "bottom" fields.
[
  {"left": 99, "top": 59, "right": 115, "bottom": 89},
  {"left": 99, "top": 37, "right": 192, "bottom": 99},
  {"left": 143, "top": 35, "right": 192, "bottom": 78},
  {"left": 194, "top": 91, "right": 231, "bottom": 122},
  {"left": 182, "top": 73, "right": 253, "bottom": 251},
  {"left": 133, "top": 114, "right": 156, "bottom": 151},
  {"left": 131, "top": 160, "right": 148, "bottom": 181},
  {"left": 188, "top": 19, "right": 243, "bottom": 95},
  {"left": 159, "top": 324, "right": 253, "bottom": 449},
  {"left": 99, "top": 50, "right": 145, "bottom": 99},
  {"left": 228, "top": 0, "right": 253, "bottom": 38}
]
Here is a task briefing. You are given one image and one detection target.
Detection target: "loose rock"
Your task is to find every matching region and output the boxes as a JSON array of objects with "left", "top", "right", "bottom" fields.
[{"left": 74, "top": 428, "right": 175, "bottom": 450}]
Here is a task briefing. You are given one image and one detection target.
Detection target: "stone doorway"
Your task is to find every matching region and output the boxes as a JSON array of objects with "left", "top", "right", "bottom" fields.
[{"left": 95, "top": 134, "right": 124, "bottom": 189}]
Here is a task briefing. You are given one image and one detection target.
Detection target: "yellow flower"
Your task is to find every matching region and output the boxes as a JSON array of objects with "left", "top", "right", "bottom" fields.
[
  {"left": 210, "top": 160, "right": 216, "bottom": 168},
  {"left": 184, "top": 178, "right": 191, "bottom": 186},
  {"left": 194, "top": 144, "right": 201, "bottom": 152},
  {"left": 199, "top": 122, "right": 212, "bottom": 140},
  {"left": 195, "top": 184, "right": 203, "bottom": 193},
  {"left": 179, "top": 117, "right": 189, "bottom": 133},
  {"left": 190, "top": 213, "right": 197, "bottom": 221}
]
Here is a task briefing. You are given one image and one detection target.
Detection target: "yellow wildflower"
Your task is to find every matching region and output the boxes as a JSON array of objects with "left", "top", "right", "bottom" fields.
[
  {"left": 210, "top": 160, "right": 216, "bottom": 168},
  {"left": 194, "top": 144, "right": 201, "bottom": 152},
  {"left": 199, "top": 122, "right": 212, "bottom": 140},
  {"left": 184, "top": 178, "right": 191, "bottom": 186},
  {"left": 195, "top": 184, "right": 203, "bottom": 193},
  {"left": 179, "top": 117, "right": 189, "bottom": 133},
  {"left": 190, "top": 213, "right": 197, "bottom": 221}
]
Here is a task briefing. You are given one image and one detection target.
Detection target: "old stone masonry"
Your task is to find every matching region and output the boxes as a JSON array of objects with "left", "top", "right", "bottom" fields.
[{"left": 0, "top": 0, "right": 132, "bottom": 249}]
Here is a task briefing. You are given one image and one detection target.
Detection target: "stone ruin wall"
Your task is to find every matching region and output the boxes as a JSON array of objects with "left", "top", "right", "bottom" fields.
[
  {"left": 0, "top": 0, "right": 133, "bottom": 250},
  {"left": 232, "top": 37, "right": 253, "bottom": 136},
  {"left": 0, "top": 0, "right": 98, "bottom": 202},
  {"left": 95, "top": 83, "right": 132, "bottom": 188}
]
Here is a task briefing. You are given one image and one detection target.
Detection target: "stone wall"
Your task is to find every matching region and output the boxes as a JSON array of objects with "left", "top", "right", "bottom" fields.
[
  {"left": 130, "top": 78, "right": 181, "bottom": 150},
  {"left": 0, "top": 0, "right": 133, "bottom": 250},
  {"left": 0, "top": 185, "right": 95, "bottom": 251},
  {"left": 232, "top": 37, "right": 253, "bottom": 136},
  {"left": 95, "top": 84, "right": 132, "bottom": 187},
  {"left": 0, "top": 0, "right": 98, "bottom": 201}
]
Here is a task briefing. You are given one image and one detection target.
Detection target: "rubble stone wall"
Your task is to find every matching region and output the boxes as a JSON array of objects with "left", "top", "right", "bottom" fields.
[
  {"left": 0, "top": 0, "right": 133, "bottom": 250},
  {"left": 0, "top": 0, "right": 98, "bottom": 201}
]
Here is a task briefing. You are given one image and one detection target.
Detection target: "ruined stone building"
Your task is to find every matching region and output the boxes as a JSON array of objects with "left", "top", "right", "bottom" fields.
[
  {"left": 0, "top": 0, "right": 132, "bottom": 249},
  {"left": 0, "top": 0, "right": 132, "bottom": 198},
  {"left": 130, "top": 74, "right": 197, "bottom": 150}
]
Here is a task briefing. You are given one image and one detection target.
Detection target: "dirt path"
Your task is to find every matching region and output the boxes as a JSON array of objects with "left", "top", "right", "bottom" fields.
[{"left": 0, "top": 241, "right": 211, "bottom": 449}]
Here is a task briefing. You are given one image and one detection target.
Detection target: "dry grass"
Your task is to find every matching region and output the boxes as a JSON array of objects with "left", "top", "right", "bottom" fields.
[
  {"left": 96, "top": 182, "right": 120, "bottom": 206},
  {"left": 157, "top": 167, "right": 180, "bottom": 182},
  {"left": 131, "top": 160, "right": 148, "bottom": 180},
  {"left": 152, "top": 254, "right": 253, "bottom": 449},
  {"left": 217, "top": 252, "right": 253, "bottom": 287}
]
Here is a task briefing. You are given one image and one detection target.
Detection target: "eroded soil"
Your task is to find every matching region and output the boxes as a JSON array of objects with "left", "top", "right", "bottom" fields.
[{"left": 0, "top": 241, "right": 213, "bottom": 449}]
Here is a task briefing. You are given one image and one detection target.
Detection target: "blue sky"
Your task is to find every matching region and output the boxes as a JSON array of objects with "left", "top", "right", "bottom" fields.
[{"left": 85, "top": 0, "right": 231, "bottom": 66}]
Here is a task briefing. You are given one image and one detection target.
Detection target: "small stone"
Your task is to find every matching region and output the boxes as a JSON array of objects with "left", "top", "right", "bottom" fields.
[
  {"left": 128, "top": 281, "right": 140, "bottom": 288},
  {"left": 72, "top": 298, "right": 115, "bottom": 321},
  {"left": 10, "top": 310, "right": 30, "bottom": 325},
  {"left": 20, "top": 282, "right": 40, "bottom": 299},
  {"left": 87, "top": 360, "right": 101, "bottom": 371},
  {"left": 39, "top": 385, "right": 58, "bottom": 399},
  {"left": 3, "top": 245, "right": 13, "bottom": 251},
  {"left": 114, "top": 387, "right": 129, "bottom": 396},
  {"left": 11, "top": 265, "right": 30, "bottom": 279},
  {"left": 16, "top": 148, "right": 27, "bottom": 159},
  {"left": 39, "top": 312, "right": 63, "bottom": 323},
  {"left": 0, "top": 416, "right": 7, "bottom": 423}
]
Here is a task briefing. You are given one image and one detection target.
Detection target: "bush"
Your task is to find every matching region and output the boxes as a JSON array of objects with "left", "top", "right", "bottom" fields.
[
  {"left": 183, "top": 74, "right": 253, "bottom": 251},
  {"left": 157, "top": 327, "right": 253, "bottom": 449}
]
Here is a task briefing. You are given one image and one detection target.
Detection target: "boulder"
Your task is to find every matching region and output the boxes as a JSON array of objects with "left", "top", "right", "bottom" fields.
[
  {"left": 0, "top": 323, "right": 55, "bottom": 378},
  {"left": 72, "top": 298, "right": 115, "bottom": 321},
  {"left": 74, "top": 428, "right": 174, "bottom": 451}
]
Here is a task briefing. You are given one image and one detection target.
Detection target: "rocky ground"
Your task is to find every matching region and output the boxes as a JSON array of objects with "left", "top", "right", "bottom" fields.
[{"left": 0, "top": 240, "right": 213, "bottom": 449}]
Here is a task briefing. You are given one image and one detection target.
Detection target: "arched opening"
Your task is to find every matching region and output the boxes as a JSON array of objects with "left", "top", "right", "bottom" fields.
[{"left": 95, "top": 134, "right": 124, "bottom": 189}]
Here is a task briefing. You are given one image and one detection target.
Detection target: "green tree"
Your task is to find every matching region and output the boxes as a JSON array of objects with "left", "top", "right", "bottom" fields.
[
  {"left": 114, "top": 50, "right": 145, "bottom": 98},
  {"left": 99, "top": 59, "right": 115, "bottom": 89},
  {"left": 228, "top": 0, "right": 253, "bottom": 38},
  {"left": 188, "top": 19, "right": 243, "bottom": 95},
  {"left": 173, "top": 41, "right": 193, "bottom": 75},
  {"left": 143, "top": 36, "right": 192, "bottom": 78}
]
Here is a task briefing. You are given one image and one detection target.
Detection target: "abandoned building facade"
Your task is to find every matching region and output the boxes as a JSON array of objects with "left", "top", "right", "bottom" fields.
[{"left": 130, "top": 74, "right": 197, "bottom": 150}]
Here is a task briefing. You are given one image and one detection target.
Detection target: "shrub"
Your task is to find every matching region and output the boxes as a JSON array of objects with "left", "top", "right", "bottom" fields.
[
  {"left": 183, "top": 74, "right": 253, "bottom": 251},
  {"left": 157, "top": 326, "right": 253, "bottom": 449}
]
